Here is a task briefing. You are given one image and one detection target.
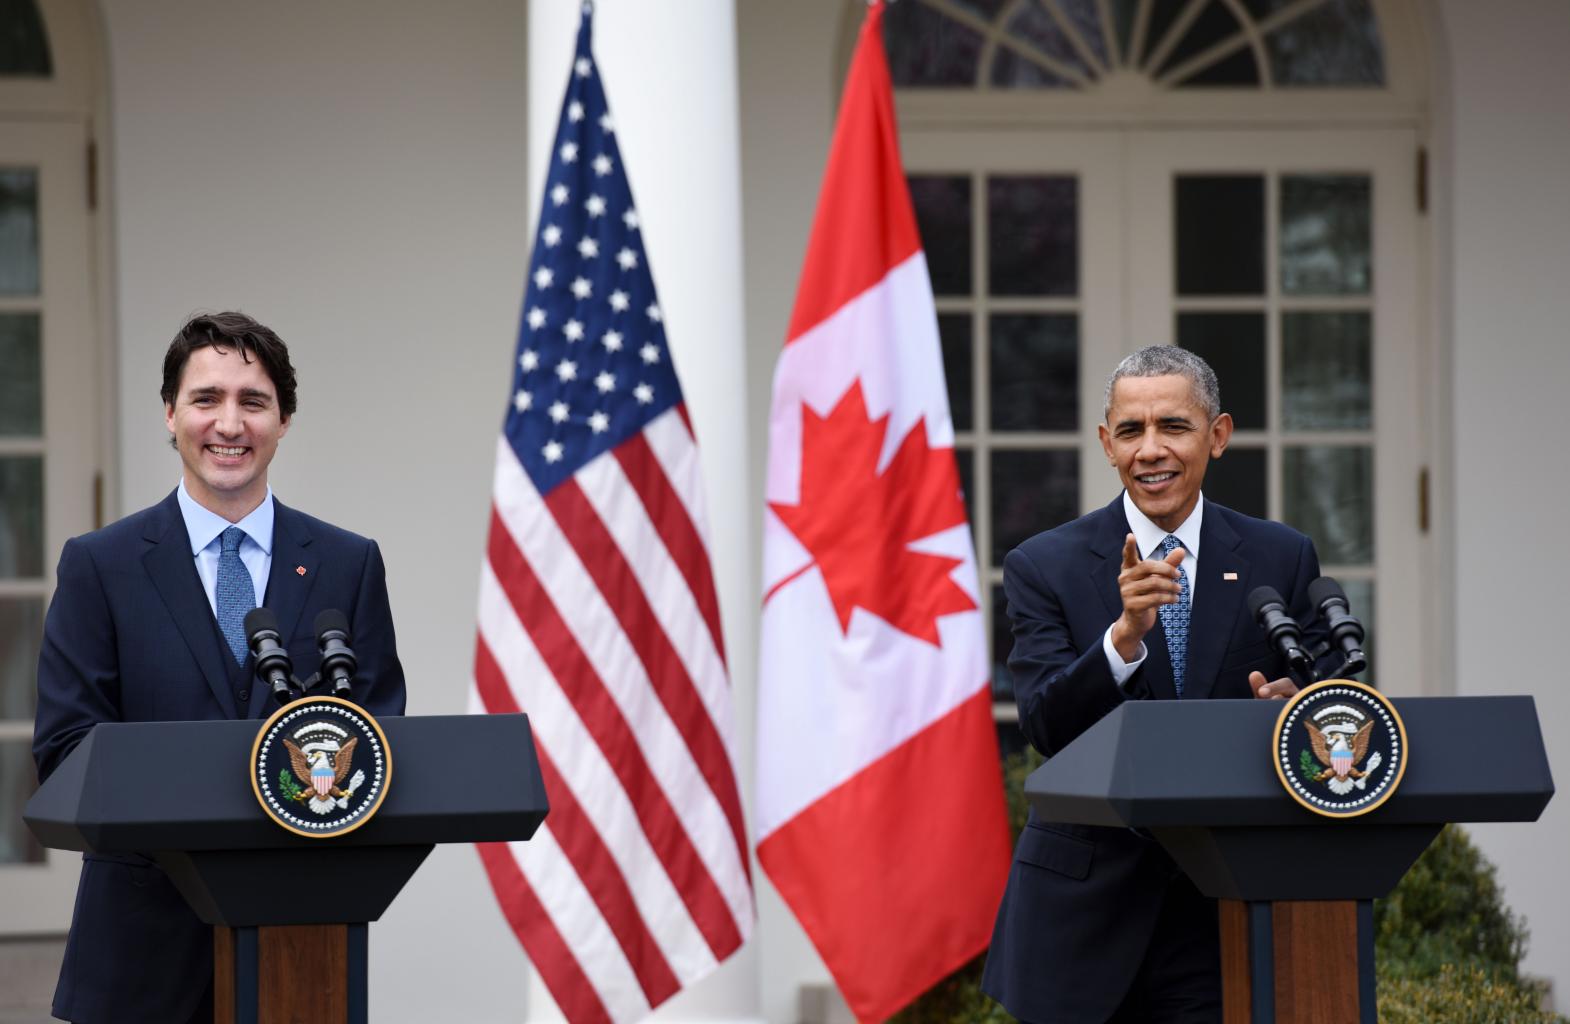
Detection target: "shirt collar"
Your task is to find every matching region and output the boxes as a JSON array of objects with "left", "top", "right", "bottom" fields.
[
  {"left": 176, "top": 479, "right": 275, "bottom": 556},
  {"left": 1122, "top": 490, "right": 1203, "bottom": 561}
]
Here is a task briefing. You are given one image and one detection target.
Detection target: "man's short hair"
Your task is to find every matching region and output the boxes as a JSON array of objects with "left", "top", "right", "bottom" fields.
[
  {"left": 160, "top": 311, "right": 298, "bottom": 418},
  {"left": 1102, "top": 345, "right": 1220, "bottom": 422}
]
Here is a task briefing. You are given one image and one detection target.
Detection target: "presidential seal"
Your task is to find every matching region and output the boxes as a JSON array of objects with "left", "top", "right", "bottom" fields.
[
  {"left": 1273, "top": 679, "right": 1407, "bottom": 818},
  {"left": 250, "top": 696, "right": 391, "bottom": 838}
]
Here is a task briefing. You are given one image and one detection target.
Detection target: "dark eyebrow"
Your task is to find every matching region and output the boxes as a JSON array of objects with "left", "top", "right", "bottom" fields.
[
  {"left": 1158, "top": 415, "right": 1195, "bottom": 427},
  {"left": 185, "top": 385, "right": 274, "bottom": 403}
]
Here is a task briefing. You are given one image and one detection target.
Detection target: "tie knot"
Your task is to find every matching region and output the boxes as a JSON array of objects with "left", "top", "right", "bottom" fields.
[
  {"left": 1159, "top": 534, "right": 1184, "bottom": 557},
  {"left": 221, "top": 526, "right": 245, "bottom": 554}
]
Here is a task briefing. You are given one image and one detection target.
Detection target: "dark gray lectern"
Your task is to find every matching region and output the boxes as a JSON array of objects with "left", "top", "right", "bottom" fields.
[
  {"left": 26, "top": 713, "right": 548, "bottom": 1024},
  {"left": 1026, "top": 697, "right": 1554, "bottom": 1024}
]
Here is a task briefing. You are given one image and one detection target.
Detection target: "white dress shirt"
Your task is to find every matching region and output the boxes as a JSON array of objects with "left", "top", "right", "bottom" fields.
[
  {"left": 175, "top": 479, "right": 275, "bottom": 616},
  {"left": 1101, "top": 491, "right": 1204, "bottom": 688}
]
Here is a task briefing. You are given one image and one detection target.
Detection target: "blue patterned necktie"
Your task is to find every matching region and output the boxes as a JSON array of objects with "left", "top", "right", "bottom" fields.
[
  {"left": 1157, "top": 534, "right": 1191, "bottom": 698},
  {"left": 216, "top": 526, "right": 256, "bottom": 665}
]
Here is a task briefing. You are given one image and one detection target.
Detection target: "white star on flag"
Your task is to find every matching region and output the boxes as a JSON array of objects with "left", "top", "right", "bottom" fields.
[
  {"left": 568, "top": 101, "right": 584, "bottom": 122},
  {"left": 563, "top": 319, "right": 585, "bottom": 342},
  {"left": 633, "top": 382, "right": 653, "bottom": 404},
  {"left": 513, "top": 390, "right": 532, "bottom": 413},
  {"left": 640, "top": 343, "right": 660, "bottom": 365},
  {"left": 595, "top": 371, "right": 615, "bottom": 393},
  {"left": 551, "top": 184, "right": 569, "bottom": 206},
  {"left": 548, "top": 399, "right": 569, "bottom": 423},
  {"left": 532, "top": 267, "right": 553, "bottom": 289},
  {"left": 571, "top": 277, "right": 593, "bottom": 299},
  {"left": 560, "top": 141, "right": 579, "bottom": 163},
  {"left": 588, "top": 410, "right": 609, "bottom": 433},
  {"left": 646, "top": 303, "right": 662, "bottom": 322},
  {"left": 623, "top": 207, "right": 639, "bottom": 229},
  {"left": 555, "top": 360, "right": 577, "bottom": 382},
  {"left": 609, "top": 290, "right": 630, "bottom": 312},
  {"left": 519, "top": 349, "right": 539, "bottom": 372},
  {"left": 601, "top": 330, "right": 623, "bottom": 352},
  {"left": 593, "top": 154, "right": 613, "bottom": 176},
  {"left": 574, "top": 57, "right": 591, "bottom": 76},
  {"left": 541, "top": 439, "right": 563, "bottom": 462},
  {"left": 526, "top": 308, "right": 547, "bottom": 330},
  {"left": 616, "top": 247, "right": 638, "bottom": 270},
  {"left": 586, "top": 194, "right": 607, "bottom": 217},
  {"left": 542, "top": 225, "right": 562, "bottom": 247}
]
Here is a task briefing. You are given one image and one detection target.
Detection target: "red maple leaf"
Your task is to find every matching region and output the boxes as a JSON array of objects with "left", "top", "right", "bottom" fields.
[{"left": 770, "top": 380, "right": 976, "bottom": 645}]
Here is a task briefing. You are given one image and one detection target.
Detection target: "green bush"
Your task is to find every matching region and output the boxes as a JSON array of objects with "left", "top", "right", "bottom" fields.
[{"left": 892, "top": 754, "right": 1561, "bottom": 1023}]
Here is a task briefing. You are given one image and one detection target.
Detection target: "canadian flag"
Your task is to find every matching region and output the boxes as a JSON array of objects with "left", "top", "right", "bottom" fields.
[{"left": 755, "top": 3, "right": 1013, "bottom": 1021}]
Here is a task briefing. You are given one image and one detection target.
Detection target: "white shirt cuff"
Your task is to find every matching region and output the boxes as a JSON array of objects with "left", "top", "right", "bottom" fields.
[{"left": 1103, "top": 626, "right": 1147, "bottom": 689}]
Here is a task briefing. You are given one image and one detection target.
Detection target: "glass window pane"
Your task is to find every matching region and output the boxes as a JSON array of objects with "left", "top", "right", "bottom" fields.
[
  {"left": 0, "top": 311, "right": 42, "bottom": 435},
  {"left": 989, "top": 314, "right": 1078, "bottom": 431},
  {"left": 1175, "top": 47, "right": 1261, "bottom": 87},
  {"left": 1283, "top": 445, "right": 1373, "bottom": 564},
  {"left": 0, "top": 597, "right": 43, "bottom": 719},
  {"left": 939, "top": 313, "right": 973, "bottom": 431},
  {"left": 1110, "top": 0, "right": 1139, "bottom": 65},
  {"left": 1178, "top": 312, "right": 1266, "bottom": 430},
  {"left": 1265, "top": 0, "right": 1384, "bottom": 86},
  {"left": 1005, "top": 1, "right": 1094, "bottom": 80},
  {"left": 988, "top": 176, "right": 1077, "bottom": 297},
  {"left": 0, "top": 0, "right": 52, "bottom": 76},
  {"left": 990, "top": 46, "right": 1077, "bottom": 88},
  {"left": 0, "top": 740, "right": 43, "bottom": 864},
  {"left": 991, "top": 448, "right": 1077, "bottom": 563},
  {"left": 909, "top": 175, "right": 973, "bottom": 297},
  {"left": 885, "top": 2, "right": 985, "bottom": 87},
  {"left": 1156, "top": 0, "right": 1244, "bottom": 79},
  {"left": 955, "top": 447, "right": 975, "bottom": 540},
  {"left": 1140, "top": 0, "right": 1190, "bottom": 67},
  {"left": 1281, "top": 175, "right": 1371, "bottom": 295},
  {"left": 992, "top": 582, "right": 1014, "bottom": 702},
  {"left": 0, "top": 456, "right": 44, "bottom": 578},
  {"left": 1175, "top": 175, "right": 1264, "bottom": 296},
  {"left": 1056, "top": 0, "right": 1110, "bottom": 69},
  {"left": 0, "top": 168, "right": 40, "bottom": 296},
  {"left": 1282, "top": 312, "right": 1371, "bottom": 429},
  {"left": 1204, "top": 446, "right": 1267, "bottom": 519}
]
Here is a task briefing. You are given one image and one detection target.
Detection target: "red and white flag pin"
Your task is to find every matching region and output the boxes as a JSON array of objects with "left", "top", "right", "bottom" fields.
[
  {"left": 1223, "top": 571, "right": 1239, "bottom": 581},
  {"left": 296, "top": 566, "right": 307, "bottom": 576}
]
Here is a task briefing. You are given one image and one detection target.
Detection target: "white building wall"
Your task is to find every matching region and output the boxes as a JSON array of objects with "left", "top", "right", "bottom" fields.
[{"left": 1435, "top": 0, "right": 1570, "bottom": 1002}]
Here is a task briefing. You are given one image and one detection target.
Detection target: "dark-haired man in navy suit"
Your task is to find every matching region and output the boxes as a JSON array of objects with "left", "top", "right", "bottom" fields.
[
  {"left": 33, "top": 312, "right": 406, "bottom": 1024},
  {"left": 982, "top": 345, "right": 1328, "bottom": 1023}
]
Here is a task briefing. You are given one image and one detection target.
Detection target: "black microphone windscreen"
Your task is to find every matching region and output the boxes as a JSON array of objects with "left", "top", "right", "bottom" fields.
[
  {"left": 314, "top": 608, "right": 351, "bottom": 639},
  {"left": 1307, "top": 576, "right": 1347, "bottom": 609},
  {"left": 1247, "top": 586, "right": 1285, "bottom": 620},
  {"left": 244, "top": 606, "right": 279, "bottom": 639}
]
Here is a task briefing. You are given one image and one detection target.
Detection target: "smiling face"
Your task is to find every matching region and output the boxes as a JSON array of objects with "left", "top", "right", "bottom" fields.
[
  {"left": 1098, "top": 373, "right": 1232, "bottom": 532},
  {"left": 164, "top": 345, "right": 290, "bottom": 521}
]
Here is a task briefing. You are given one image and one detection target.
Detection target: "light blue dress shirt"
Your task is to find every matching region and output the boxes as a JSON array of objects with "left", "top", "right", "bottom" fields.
[{"left": 176, "top": 480, "right": 275, "bottom": 616}]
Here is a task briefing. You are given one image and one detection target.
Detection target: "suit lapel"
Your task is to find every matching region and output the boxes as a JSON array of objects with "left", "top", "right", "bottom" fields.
[
  {"left": 252, "top": 499, "right": 319, "bottom": 718},
  {"left": 142, "top": 491, "right": 238, "bottom": 719},
  {"left": 1184, "top": 500, "right": 1249, "bottom": 701},
  {"left": 1089, "top": 494, "right": 1178, "bottom": 701}
]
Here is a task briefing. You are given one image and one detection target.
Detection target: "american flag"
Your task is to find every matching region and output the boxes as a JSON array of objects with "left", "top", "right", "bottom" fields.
[{"left": 470, "top": 7, "right": 753, "bottom": 1021}]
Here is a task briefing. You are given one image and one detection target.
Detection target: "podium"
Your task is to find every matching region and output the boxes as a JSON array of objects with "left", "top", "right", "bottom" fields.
[
  {"left": 25, "top": 712, "right": 548, "bottom": 1024},
  {"left": 1026, "top": 696, "right": 1554, "bottom": 1024}
]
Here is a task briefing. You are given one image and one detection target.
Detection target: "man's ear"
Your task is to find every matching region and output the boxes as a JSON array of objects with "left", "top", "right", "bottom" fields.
[
  {"left": 278, "top": 414, "right": 291, "bottom": 440},
  {"left": 1097, "top": 422, "right": 1115, "bottom": 466},
  {"left": 164, "top": 403, "right": 176, "bottom": 434},
  {"left": 1208, "top": 412, "right": 1234, "bottom": 458}
]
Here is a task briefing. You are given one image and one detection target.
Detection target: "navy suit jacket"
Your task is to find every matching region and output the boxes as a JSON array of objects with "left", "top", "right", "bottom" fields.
[
  {"left": 982, "top": 495, "right": 1327, "bottom": 1024},
  {"left": 33, "top": 490, "right": 406, "bottom": 1024}
]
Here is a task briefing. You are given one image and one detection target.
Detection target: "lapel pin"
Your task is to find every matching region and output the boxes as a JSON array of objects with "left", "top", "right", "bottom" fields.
[
  {"left": 1223, "top": 571, "right": 1239, "bottom": 581},
  {"left": 296, "top": 565, "right": 307, "bottom": 576}
]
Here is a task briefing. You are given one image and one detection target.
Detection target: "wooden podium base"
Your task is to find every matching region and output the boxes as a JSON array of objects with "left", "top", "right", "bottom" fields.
[
  {"left": 1220, "top": 899, "right": 1376, "bottom": 1024},
  {"left": 214, "top": 924, "right": 367, "bottom": 1024}
]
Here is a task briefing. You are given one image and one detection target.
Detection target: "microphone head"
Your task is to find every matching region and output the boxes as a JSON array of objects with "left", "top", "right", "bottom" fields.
[
  {"left": 314, "top": 608, "right": 351, "bottom": 641},
  {"left": 1247, "top": 586, "right": 1286, "bottom": 620},
  {"left": 244, "top": 606, "right": 280, "bottom": 642},
  {"left": 1308, "top": 576, "right": 1348, "bottom": 610}
]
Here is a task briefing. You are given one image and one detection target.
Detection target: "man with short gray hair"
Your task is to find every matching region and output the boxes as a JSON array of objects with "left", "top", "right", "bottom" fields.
[{"left": 983, "top": 345, "right": 1329, "bottom": 1022}]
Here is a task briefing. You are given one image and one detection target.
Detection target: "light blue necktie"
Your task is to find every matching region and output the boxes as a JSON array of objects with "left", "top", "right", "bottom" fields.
[
  {"left": 1157, "top": 534, "right": 1191, "bottom": 698},
  {"left": 216, "top": 526, "right": 256, "bottom": 665}
]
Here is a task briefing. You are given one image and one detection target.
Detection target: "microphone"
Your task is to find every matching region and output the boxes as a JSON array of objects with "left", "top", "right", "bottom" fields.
[
  {"left": 1307, "top": 576, "right": 1369, "bottom": 677},
  {"left": 245, "top": 607, "right": 298, "bottom": 706},
  {"left": 1247, "top": 586, "right": 1316, "bottom": 686},
  {"left": 314, "top": 609, "right": 358, "bottom": 700}
]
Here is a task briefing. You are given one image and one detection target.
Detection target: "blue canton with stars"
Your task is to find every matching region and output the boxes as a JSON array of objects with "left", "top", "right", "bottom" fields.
[{"left": 505, "top": 5, "right": 683, "bottom": 495}]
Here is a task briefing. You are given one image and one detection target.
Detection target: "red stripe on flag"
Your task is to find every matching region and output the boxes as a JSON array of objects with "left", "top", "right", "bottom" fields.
[
  {"left": 784, "top": 2, "right": 920, "bottom": 346},
  {"left": 612, "top": 432, "right": 728, "bottom": 666},
  {"left": 485, "top": 508, "right": 743, "bottom": 958},
  {"left": 544, "top": 482, "right": 751, "bottom": 874},
  {"left": 475, "top": 840, "right": 613, "bottom": 1024},
  {"left": 474, "top": 638, "right": 682, "bottom": 1006},
  {"left": 756, "top": 690, "right": 1013, "bottom": 1023}
]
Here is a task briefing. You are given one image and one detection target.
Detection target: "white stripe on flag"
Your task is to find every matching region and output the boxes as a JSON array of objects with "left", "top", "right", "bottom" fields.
[
  {"left": 512, "top": 829, "right": 652, "bottom": 1023},
  {"left": 492, "top": 439, "right": 751, "bottom": 936},
  {"left": 643, "top": 409, "right": 716, "bottom": 550},
  {"left": 477, "top": 564, "right": 718, "bottom": 984}
]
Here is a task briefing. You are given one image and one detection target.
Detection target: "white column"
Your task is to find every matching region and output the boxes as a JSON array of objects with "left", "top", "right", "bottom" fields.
[{"left": 527, "top": 3, "right": 760, "bottom": 1021}]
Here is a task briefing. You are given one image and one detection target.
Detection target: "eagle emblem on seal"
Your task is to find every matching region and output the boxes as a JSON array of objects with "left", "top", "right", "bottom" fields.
[
  {"left": 1302, "top": 709, "right": 1384, "bottom": 796},
  {"left": 283, "top": 733, "right": 367, "bottom": 815}
]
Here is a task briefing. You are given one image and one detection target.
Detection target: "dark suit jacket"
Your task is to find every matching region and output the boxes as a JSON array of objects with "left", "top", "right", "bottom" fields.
[
  {"left": 32, "top": 490, "right": 406, "bottom": 1024},
  {"left": 981, "top": 495, "right": 1327, "bottom": 1024}
]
